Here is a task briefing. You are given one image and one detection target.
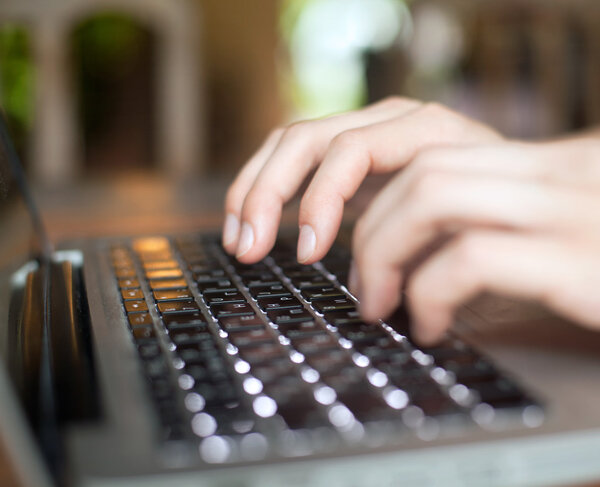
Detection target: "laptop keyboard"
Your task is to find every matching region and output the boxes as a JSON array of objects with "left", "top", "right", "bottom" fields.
[{"left": 109, "top": 235, "right": 542, "bottom": 462}]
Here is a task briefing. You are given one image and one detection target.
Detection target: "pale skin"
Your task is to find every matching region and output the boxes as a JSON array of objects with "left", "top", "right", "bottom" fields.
[{"left": 222, "top": 97, "right": 600, "bottom": 345}]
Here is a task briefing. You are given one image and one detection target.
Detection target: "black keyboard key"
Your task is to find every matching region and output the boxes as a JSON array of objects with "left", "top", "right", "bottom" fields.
[
  {"left": 267, "top": 307, "right": 313, "bottom": 324},
  {"left": 170, "top": 329, "right": 213, "bottom": 346},
  {"left": 219, "top": 314, "right": 265, "bottom": 332},
  {"left": 321, "top": 366, "right": 364, "bottom": 392},
  {"left": 132, "top": 326, "right": 156, "bottom": 342},
  {"left": 337, "top": 324, "right": 389, "bottom": 343},
  {"left": 238, "top": 342, "right": 286, "bottom": 363},
  {"left": 467, "top": 379, "right": 526, "bottom": 407},
  {"left": 197, "top": 278, "right": 236, "bottom": 293},
  {"left": 290, "top": 333, "right": 339, "bottom": 354},
  {"left": 290, "top": 274, "right": 331, "bottom": 289},
  {"left": 193, "top": 268, "right": 227, "bottom": 281},
  {"left": 324, "top": 310, "right": 362, "bottom": 326},
  {"left": 163, "top": 311, "right": 206, "bottom": 327},
  {"left": 138, "top": 342, "right": 161, "bottom": 359},
  {"left": 251, "top": 358, "right": 295, "bottom": 383},
  {"left": 248, "top": 283, "right": 291, "bottom": 299},
  {"left": 229, "top": 329, "right": 275, "bottom": 348},
  {"left": 337, "top": 388, "right": 391, "bottom": 423},
  {"left": 301, "top": 286, "right": 345, "bottom": 301},
  {"left": 153, "top": 289, "right": 193, "bottom": 301},
  {"left": 305, "top": 350, "right": 351, "bottom": 373},
  {"left": 204, "top": 291, "right": 245, "bottom": 305},
  {"left": 257, "top": 295, "right": 302, "bottom": 311},
  {"left": 277, "top": 396, "right": 327, "bottom": 429},
  {"left": 125, "top": 300, "right": 148, "bottom": 313},
  {"left": 312, "top": 297, "right": 356, "bottom": 313},
  {"left": 211, "top": 302, "right": 254, "bottom": 318},
  {"left": 157, "top": 300, "right": 200, "bottom": 314},
  {"left": 277, "top": 320, "right": 323, "bottom": 338}
]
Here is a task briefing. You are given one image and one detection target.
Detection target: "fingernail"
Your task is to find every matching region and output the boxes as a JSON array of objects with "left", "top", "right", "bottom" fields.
[
  {"left": 297, "top": 224, "right": 316, "bottom": 263},
  {"left": 236, "top": 222, "right": 254, "bottom": 257},
  {"left": 348, "top": 260, "right": 359, "bottom": 295},
  {"left": 222, "top": 213, "right": 239, "bottom": 247}
]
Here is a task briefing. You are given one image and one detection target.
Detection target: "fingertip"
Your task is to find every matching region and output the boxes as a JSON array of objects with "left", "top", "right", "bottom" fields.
[
  {"left": 409, "top": 311, "right": 452, "bottom": 346},
  {"left": 235, "top": 221, "right": 254, "bottom": 259},
  {"left": 297, "top": 224, "right": 316, "bottom": 263},
  {"left": 222, "top": 213, "right": 240, "bottom": 253}
]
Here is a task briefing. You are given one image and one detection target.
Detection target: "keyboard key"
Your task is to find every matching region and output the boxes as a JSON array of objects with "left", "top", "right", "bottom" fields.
[
  {"left": 125, "top": 300, "right": 148, "bottom": 313},
  {"left": 306, "top": 350, "right": 351, "bottom": 373},
  {"left": 290, "top": 274, "right": 331, "bottom": 289},
  {"left": 157, "top": 300, "right": 200, "bottom": 314},
  {"left": 312, "top": 297, "right": 356, "bottom": 313},
  {"left": 291, "top": 333, "right": 339, "bottom": 355},
  {"left": 265, "top": 307, "right": 311, "bottom": 325},
  {"left": 121, "top": 288, "right": 144, "bottom": 300},
  {"left": 118, "top": 278, "right": 140, "bottom": 289},
  {"left": 149, "top": 278, "right": 188, "bottom": 290},
  {"left": 301, "top": 286, "right": 345, "bottom": 301},
  {"left": 324, "top": 310, "right": 362, "bottom": 326},
  {"left": 153, "top": 289, "right": 193, "bottom": 301},
  {"left": 219, "top": 314, "right": 265, "bottom": 332},
  {"left": 129, "top": 312, "right": 153, "bottom": 327},
  {"left": 229, "top": 329, "right": 276, "bottom": 348},
  {"left": 248, "top": 283, "right": 291, "bottom": 299},
  {"left": 256, "top": 295, "right": 302, "bottom": 311},
  {"left": 169, "top": 328, "right": 213, "bottom": 346},
  {"left": 197, "top": 279, "right": 237, "bottom": 293},
  {"left": 238, "top": 343, "right": 286, "bottom": 363},
  {"left": 145, "top": 269, "right": 183, "bottom": 280},
  {"left": 211, "top": 302, "right": 254, "bottom": 318},
  {"left": 251, "top": 358, "right": 295, "bottom": 383},
  {"left": 277, "top": 320, "right": 323, "bottom": 338},
  {"left": 204, "top": 291, "right": 245, "bottom": 305},
  {"left": 132, "top": 326, "right": 156, "bottom": 342},
  {"left": 115, "top": 268, "right": 136, "bottom": 279},
  {"left": 193, "top": 268, "right": 227, "bottom": 281},
  {"left": 143, "top": 260, "right": 179, "bottom": 270},
  {"left": 163, "top": 312, "right": 206, "bottom": 327}
]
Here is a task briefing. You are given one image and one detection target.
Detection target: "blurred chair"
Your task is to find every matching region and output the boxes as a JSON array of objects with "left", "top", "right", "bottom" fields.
[{"left": 0, "top": 0, "right": 204, "bottom": 186}]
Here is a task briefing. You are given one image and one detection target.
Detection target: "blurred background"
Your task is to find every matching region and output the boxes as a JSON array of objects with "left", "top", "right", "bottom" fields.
[{"left": 1, "top": 0, "right": 600, "bottom": 237}]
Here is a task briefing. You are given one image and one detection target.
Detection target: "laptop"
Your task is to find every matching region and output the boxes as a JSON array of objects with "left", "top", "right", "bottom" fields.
[{"left": 1, "top": 112, "right": 600, "bottom": 487}]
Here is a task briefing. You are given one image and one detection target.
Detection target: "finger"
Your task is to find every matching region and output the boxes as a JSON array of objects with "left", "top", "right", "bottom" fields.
[
  {"left": 354, "top": 172, "right": 600, "bottom": 321},
  {"left": 297, "top": 103, "right": 501, "bottom": 264},
  {"left": 354, "top": 143, "right": 548, "bottom": 250},
  {"left": 235, "top": 99, "right": 422, "bottom": 262},
  {"left": 223, "top": 127, "right": 285, "bottom": 252},
  {"left": 406, "top": 231, "right": 600, "bottom": 345}
]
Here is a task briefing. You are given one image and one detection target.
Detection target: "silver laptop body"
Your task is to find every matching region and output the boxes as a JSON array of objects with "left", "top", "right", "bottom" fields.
[{"left": 1, "top": 113, "right": 600, "bottom": 487}]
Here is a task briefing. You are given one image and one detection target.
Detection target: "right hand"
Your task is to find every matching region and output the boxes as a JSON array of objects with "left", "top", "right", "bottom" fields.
[{"left": 222, "top": 97, "right": 501, "bottom": 264}]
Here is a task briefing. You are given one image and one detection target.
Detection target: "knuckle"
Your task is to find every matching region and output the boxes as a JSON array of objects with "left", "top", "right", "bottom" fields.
[
  {"left": 281, "top": 120, "right": 312, "bottom": 141},
  {"left": 379, "top": 96, "right": 421, "bottom": 111},
  {"left": 331, "top": 129, "right": 366, "bottom": 153}
]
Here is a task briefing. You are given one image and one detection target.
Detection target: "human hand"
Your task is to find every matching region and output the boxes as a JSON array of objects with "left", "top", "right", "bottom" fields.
[
  {"left": 351, "top": 138, "right": 600, "bottom": 344},
  {"left": 222, "top": 97, "right": 500, "bottom": 263}
]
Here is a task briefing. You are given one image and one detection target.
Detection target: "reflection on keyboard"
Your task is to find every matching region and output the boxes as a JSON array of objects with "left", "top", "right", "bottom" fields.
[{"left": 110, "top": 235, "right": 542, "bottom": 463}]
